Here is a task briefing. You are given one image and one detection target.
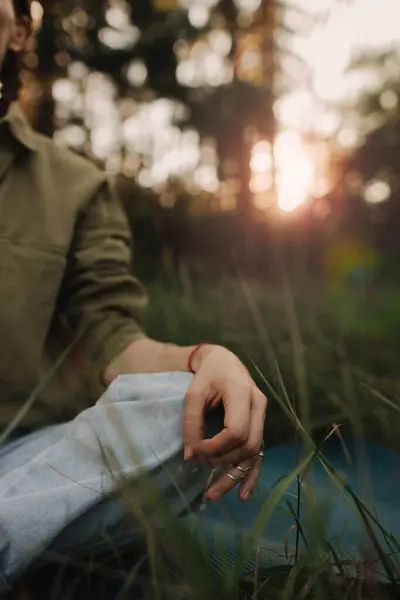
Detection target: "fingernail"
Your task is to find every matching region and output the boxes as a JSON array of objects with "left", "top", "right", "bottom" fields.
[
  {"left": 242, "top": 491, "right": 251, "bottom": 502},
  {"left": 184, "top": 446, "right": 194, "bottom": 461}
]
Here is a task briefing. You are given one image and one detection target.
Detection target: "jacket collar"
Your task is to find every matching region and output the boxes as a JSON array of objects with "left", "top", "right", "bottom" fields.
[{"left": 0, "top": 102, "right": 39, "bottom": 152}]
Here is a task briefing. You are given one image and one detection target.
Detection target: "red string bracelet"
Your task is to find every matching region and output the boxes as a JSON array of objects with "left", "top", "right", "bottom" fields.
[{"left": 187, "top": 343, "right": 208, "bottom": 374}]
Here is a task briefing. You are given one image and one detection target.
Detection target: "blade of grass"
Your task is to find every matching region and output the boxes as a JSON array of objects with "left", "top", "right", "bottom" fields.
[
  {"left": 0, "top": 333, "right": 83, "bottom": 445},
  {"left": 352, "top": 494, "right": 398, "bottom": 587},
  {"left": 114, "top": 556, "right": 149, "bottom": 600},
  {"left": 92, "top": 403, "right": 232, "bottom": 600},
  {"left": 232, "top": 450, "right": 317, "bottom": 580},
  {"left": 282, "top": 562, "right": 303, "bottom": 600},
  {"left": 360, "top": 383, "right": 400, "bottom": 415},
  {"left": 238, "top": 274, "right": 277, "bottom": 372},
  {"left": 252, "top": 360, "right": 400, "bottom": 585},
  {"left": 280, "top": 268, "right": 309, "bottom": 432},
  {"left": 286, "top": 501, "right": 310, "bottom": 554}
]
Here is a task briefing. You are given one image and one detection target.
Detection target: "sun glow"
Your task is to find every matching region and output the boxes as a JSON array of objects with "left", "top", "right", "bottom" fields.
[{"left": 250, "top": 131, "right": 316, "bottom": 212}]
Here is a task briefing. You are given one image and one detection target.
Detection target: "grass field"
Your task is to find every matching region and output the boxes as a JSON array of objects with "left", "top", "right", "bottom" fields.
[
  {"left": 145, "top": 276, "right": 400, "bottom": 449},
  {"left": 13, "top": 276, "right": 400, "bottom": 599}
]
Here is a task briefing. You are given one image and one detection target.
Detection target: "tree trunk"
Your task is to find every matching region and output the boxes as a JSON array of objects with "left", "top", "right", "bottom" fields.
[{"left": 260, "top": 0, "right": 277, "bottom": 207}]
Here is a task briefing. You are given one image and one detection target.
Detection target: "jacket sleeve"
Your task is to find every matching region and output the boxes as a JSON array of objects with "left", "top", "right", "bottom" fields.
[{"left": 60, "top": 179, "right": 148, "bottom": 373}]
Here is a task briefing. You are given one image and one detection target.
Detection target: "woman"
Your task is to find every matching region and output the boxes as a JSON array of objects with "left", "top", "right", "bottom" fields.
[{"left": 0, "top": 1, "right": 267, "bottom": 595}]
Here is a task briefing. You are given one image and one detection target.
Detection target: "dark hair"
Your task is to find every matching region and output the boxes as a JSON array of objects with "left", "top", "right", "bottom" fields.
[
  {"left": 14, "top": 0, "right": 31, "bottom": 18},
  {"left": 0, "top": 0, "right": 31, "bottom": 114}
]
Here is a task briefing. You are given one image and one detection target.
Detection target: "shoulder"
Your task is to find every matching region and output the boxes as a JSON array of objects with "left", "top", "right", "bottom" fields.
[
  {"left": 33, "top": 132, "right": 106, "bottom": 183},
  {"left": 32, "top": 133, "right": 109, "bottom": 206}
]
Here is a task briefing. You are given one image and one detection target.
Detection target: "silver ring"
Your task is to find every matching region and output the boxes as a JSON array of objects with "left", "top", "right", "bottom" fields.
[
  {"left": 226, "top": 472, "right": 246, "bottom": 482},
  {"left": 259, "top": 450, "right": 265, "bottom": 458},
  {"left": 235, "top": 464, "right": 253, "bottom": 473}
]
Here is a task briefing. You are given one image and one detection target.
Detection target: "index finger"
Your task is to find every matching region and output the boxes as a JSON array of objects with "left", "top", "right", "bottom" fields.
[{"left": 195, "top": 384, "right": 251, "bottom": 457}]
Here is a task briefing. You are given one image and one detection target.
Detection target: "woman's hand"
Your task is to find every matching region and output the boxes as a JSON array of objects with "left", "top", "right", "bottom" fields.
[
  {"left": 183, "top": 345, "right": 267, "bottom": 502},
  {"left": 104, "top": 338, "right": 267, "bottom": 502}
]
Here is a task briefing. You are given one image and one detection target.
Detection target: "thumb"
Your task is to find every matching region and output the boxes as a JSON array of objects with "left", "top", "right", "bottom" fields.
[{"left": 183, "top": 382, "right": 208, "bottom": 460}]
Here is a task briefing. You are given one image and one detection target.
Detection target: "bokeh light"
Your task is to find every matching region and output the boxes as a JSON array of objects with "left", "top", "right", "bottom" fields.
[
  {"left": 234, "top": 0, "right": 262, "bottom": 14},
  {"left": 188, "top": 5, "right": 210, "bottom": 28},
  {"left": 275, "top": 131, "right": 316, "bottom": 212},
  {"left": 30, "top": 0, "right": 44, "bottom": 27},
  {"left": 364, "top": 180, "right": 391, "bottom": 204},
  {"left": 44, "top": 0, "right": 400, "bottom": 216},
  {"left": 126, "top": 61, "right": 148, "bottom": 87}
]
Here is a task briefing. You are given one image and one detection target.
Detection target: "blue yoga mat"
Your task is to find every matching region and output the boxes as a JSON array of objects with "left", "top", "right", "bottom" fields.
[{"left": 192, "top": 439, "right": 400, "bottom": 579}]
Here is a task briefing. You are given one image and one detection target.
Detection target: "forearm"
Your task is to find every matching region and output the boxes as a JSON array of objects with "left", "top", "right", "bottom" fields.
[{"left": 103, "top": 338, "right": 207, "bottom": 386}]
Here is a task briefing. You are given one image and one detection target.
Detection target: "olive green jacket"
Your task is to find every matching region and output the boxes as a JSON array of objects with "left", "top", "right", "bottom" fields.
[{"left": 0, "top": 103, "right": 147, "bottom": 428}]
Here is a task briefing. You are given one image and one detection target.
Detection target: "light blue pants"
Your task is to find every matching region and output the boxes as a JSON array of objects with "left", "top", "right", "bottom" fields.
[
  {"left": 0, "top": 373, "right": 212, "bottom": 595},
  {"left": 3, "top": 373, "right": 400, "bottom": 593}
]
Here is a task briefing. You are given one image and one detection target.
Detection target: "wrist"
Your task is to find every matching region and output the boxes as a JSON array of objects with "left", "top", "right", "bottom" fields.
[
  {"left": 188, "top": 343, "right": 215, "bottom": 373},
  {"left": 104, "top": 340, "right": 195, "bottom": 383}
]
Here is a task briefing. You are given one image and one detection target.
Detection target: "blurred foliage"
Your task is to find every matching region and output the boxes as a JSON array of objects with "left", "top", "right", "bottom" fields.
[
  {"left": 347, "top": 49, "right": 400, "bottom": 185},
  {"left": 29, "top": 0, "right": 317, "bottom": 215},
  {"left": 336, "top": 48, "right": 400, "bottom": 258},
  {"left": 23, "top": 2, "right": 400, "bottom": 273}
]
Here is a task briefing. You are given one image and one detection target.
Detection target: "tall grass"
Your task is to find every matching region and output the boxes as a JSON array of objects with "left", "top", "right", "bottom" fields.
[
  {"left": 144, "top": 275, "right": 399, "bottom": 598},
  {"left": 5, "top": 275, "right": 400, "bottom": 599},
  {"left": 145, "top": 276, "right": 400, "bottom": 449}
]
